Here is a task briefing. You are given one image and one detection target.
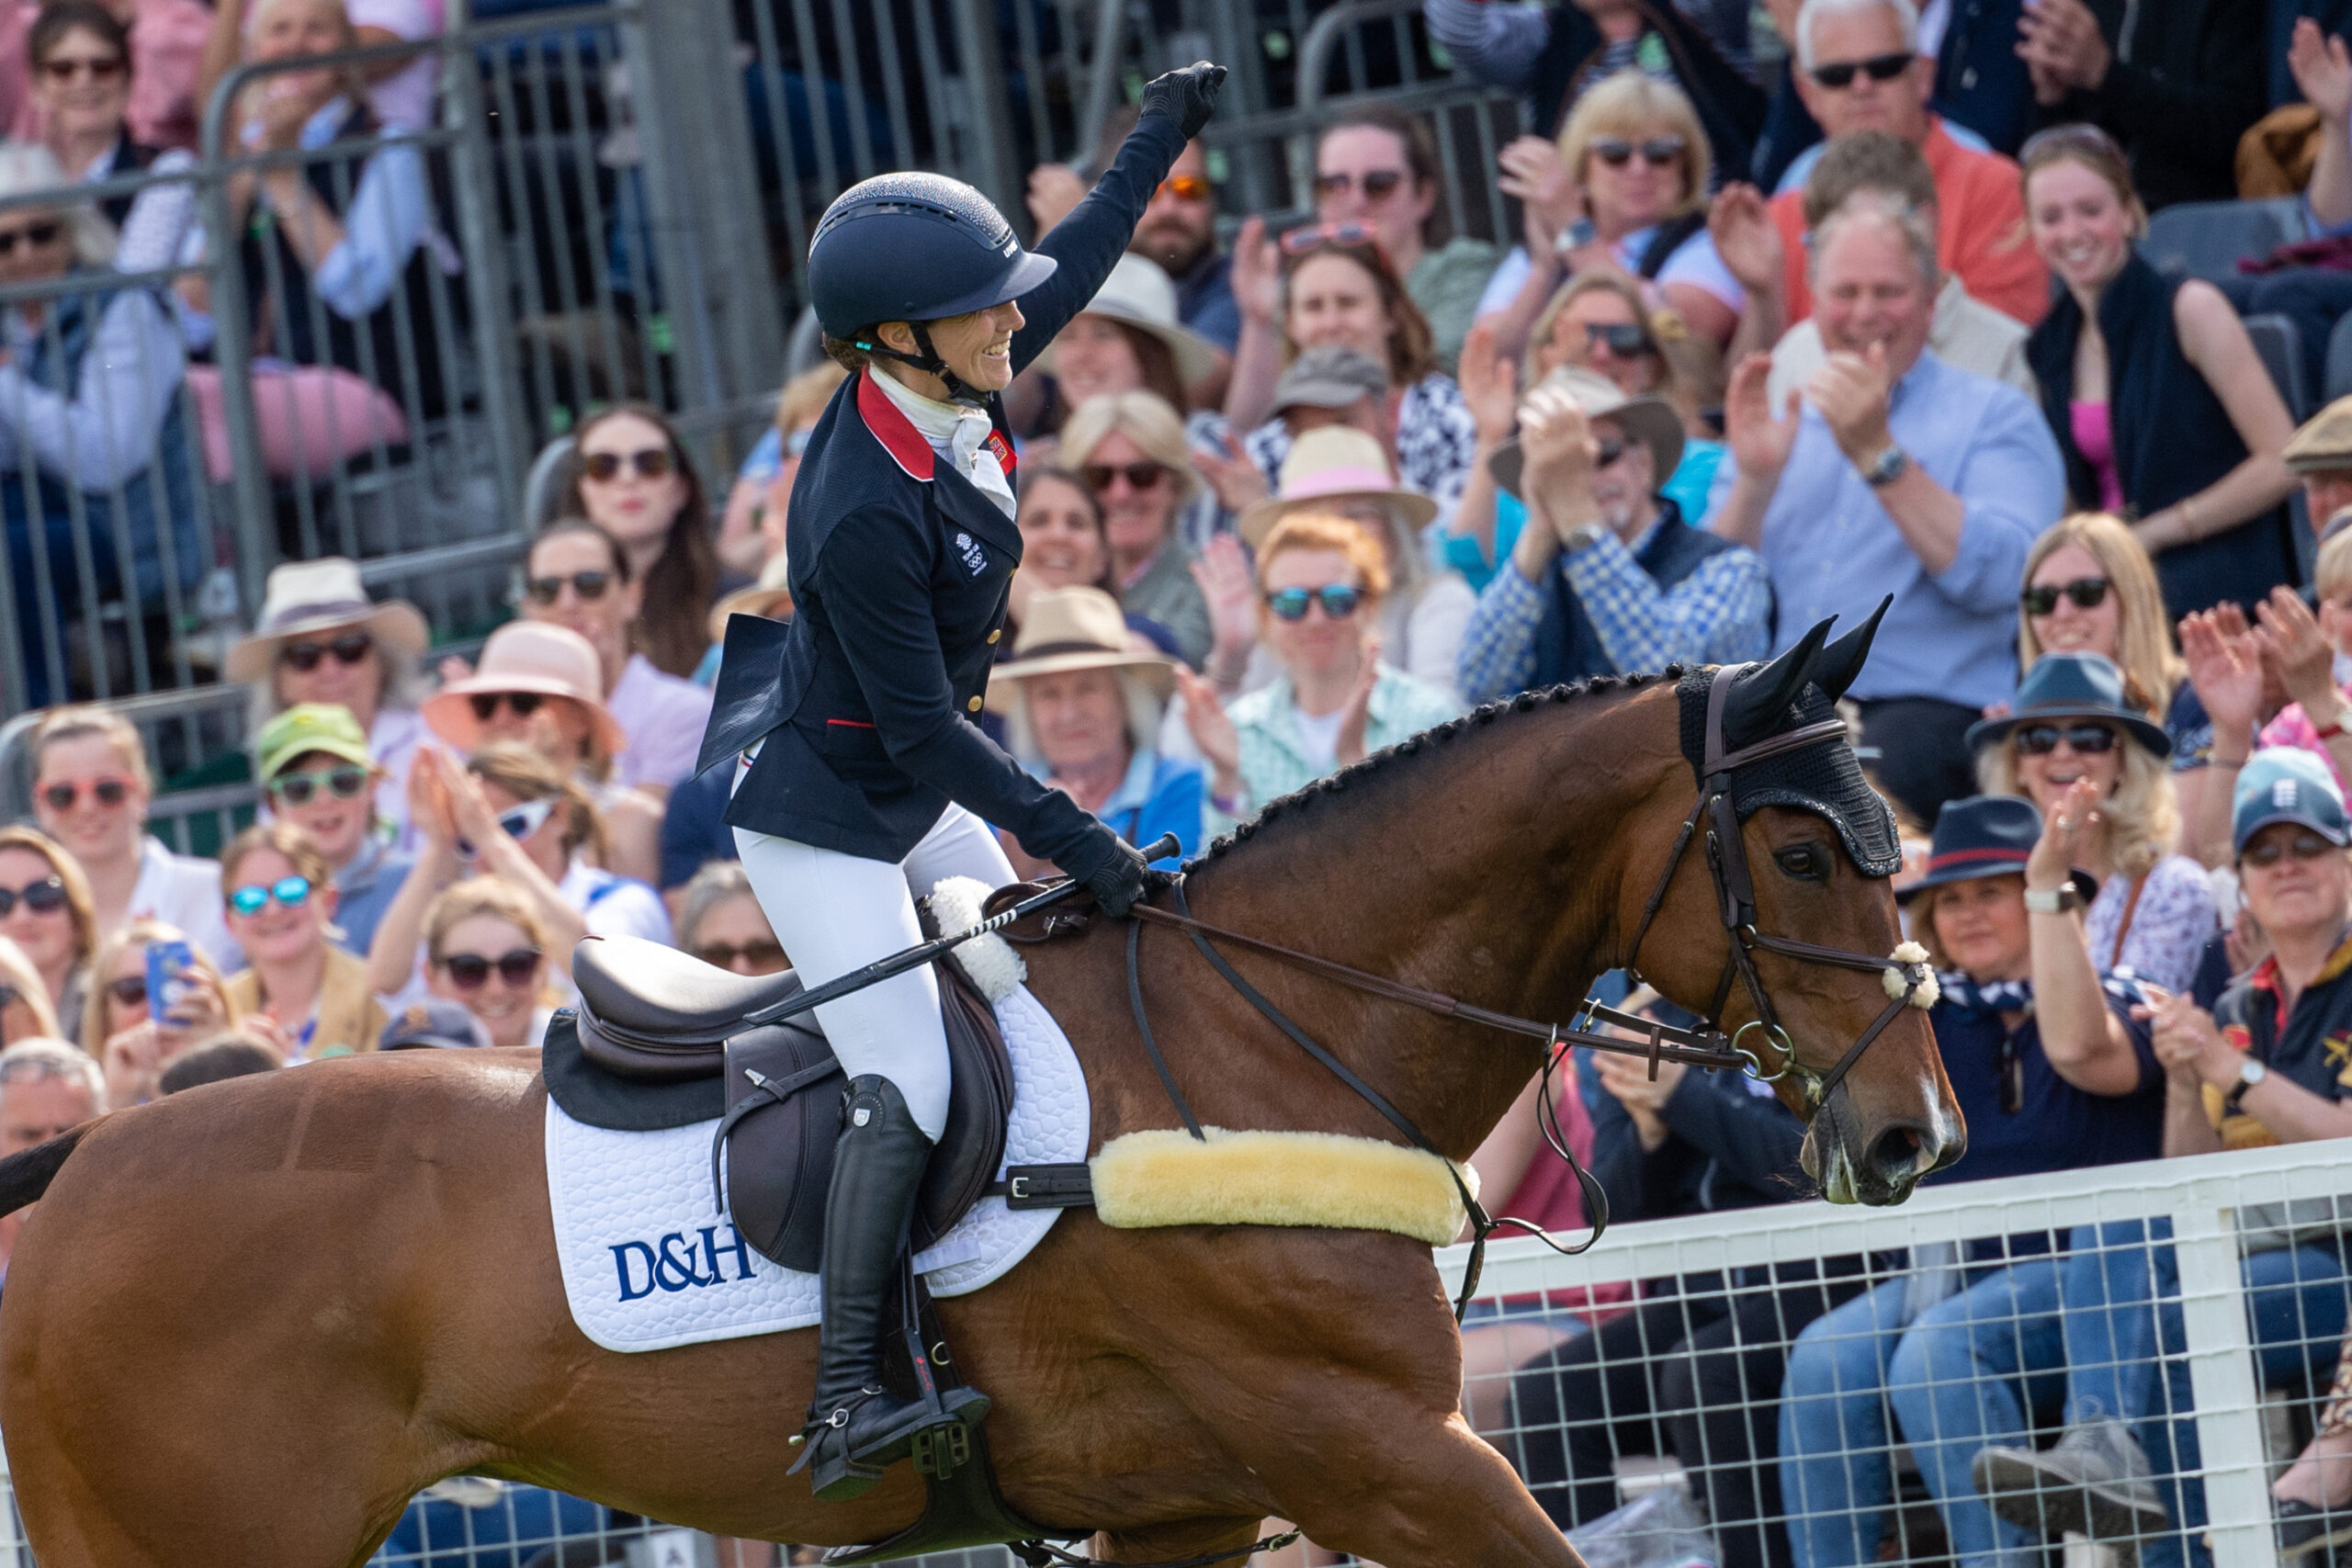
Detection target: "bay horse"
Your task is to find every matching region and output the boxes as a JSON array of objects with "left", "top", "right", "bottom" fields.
[{"left": 0, "top": 625, "right": 1959, "bottom": 1568}]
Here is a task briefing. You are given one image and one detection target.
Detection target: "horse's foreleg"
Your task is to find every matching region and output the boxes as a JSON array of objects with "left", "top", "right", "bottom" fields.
[{"left": 1259, "top": 1413, "right": 1587, "bottom": 1568}]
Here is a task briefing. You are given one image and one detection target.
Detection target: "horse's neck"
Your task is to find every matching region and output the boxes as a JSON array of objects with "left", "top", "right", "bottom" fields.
[{"left": 1187, "top": 686, "right": 1676, "bottom": 1158}]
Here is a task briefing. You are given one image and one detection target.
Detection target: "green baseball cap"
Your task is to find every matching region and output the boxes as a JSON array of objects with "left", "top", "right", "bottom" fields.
[{"left": 255, "top": 704, "right": 373, "bottom": 784}]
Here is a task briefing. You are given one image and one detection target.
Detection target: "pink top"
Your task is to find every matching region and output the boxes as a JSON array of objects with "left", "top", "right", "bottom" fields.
[
  {"left": 2071, "top": 400, "right": 2124, "bottom": 513},
  {"left": 2261, "top": 694, "right": 2352, "bottom": 794}
]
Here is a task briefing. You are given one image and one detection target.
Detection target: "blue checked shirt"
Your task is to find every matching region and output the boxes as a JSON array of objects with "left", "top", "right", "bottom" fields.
[{"left": 1454, "top": 511, "right": 1774, "bottom": 704}]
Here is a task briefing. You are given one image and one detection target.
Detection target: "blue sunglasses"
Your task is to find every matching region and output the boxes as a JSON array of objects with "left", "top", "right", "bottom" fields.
[
  {"left": 1263, "top": 584, "right": 1363, "bottom": 622},
  {"left": 229, "top": 874, "right": 311, "bottom": 917}
]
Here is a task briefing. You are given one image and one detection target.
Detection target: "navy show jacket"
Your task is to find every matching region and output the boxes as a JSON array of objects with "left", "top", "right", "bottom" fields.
[{"left": 699, "top": 115, "right": 1186, "bottom": 873}]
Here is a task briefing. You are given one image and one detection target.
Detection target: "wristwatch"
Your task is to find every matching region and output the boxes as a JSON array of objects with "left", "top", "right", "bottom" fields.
[
  {"left": 1861, "top": 445, "right": 1910, "bottom": 488},
  {"left": 2223, "top": 1056, "right": 2269, "bottom": 1113},
  {"left": 2022, "top": 882, "right": 2083, "bottom": 914},
  {"left": 1555, "top": 217, "right": 1599, "bottom": 257},
  {"left": 1563, "top": 518, "right": 1609, "bottom": 553}
]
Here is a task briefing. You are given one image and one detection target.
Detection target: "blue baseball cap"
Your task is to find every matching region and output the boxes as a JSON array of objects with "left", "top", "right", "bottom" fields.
[
  {"left": 1895, "top": 795, "right": 2041, "bottom": 902},
  {"left": 2233, "top": 748, "right": 2350, "bottom": 856}
]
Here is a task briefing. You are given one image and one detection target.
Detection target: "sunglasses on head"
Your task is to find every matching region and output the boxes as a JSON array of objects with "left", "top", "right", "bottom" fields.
[
  {"left": 695, "top": 939, "right": 787, "bottom": 970},
  {"left": 1156, "top": 172, "right": 1211, "bottom": 201},
  {"left": 2020, "top": 577, "right": 2111, "bottom": 616},
  {"left": 270, "top": 763, "right": 370, "bottom": 807},
  {"left": 280, "top": 631, "right": 373, "bottom": 671},
  {"left": 40, "top": 54, "right": 121, "bottom": 81},
  {"left": 2014, "top": 723, "right": 2119, "bottom": 757},
  {"left": 40, "top": 777, "right": 129, "bottom": 811},
  {"left": 457, "top": 795, "right": 557, "bottom": 860},
  {"left": 0, "top": 220, "right": 62, "bottom": 257},
  {"left": 581, "top": 447, "right": 673, "bottom": 483},
  {"left": 437, "top": 948, "right": 541, "bottom": 989},
  {"left": 525, "top": 570, "right": 614, "bottom": 606},
  {"left": 1280, "top": 220, "right": 1382, "bottom": 258},
  {"left": 1264, "top": 584, "right": 1363, "bottom": 622},
  {"left": 1311, "top": 169, "right": 1406, "bottom": 202},
  {"left": 1583, "top": 321, "right": 1654, "bottom": 356},
  {"left": 1809, "top": 51, "right": 1914, "bottom": 88},
  {"left": 2244, "top": 830, "right": 2342, "bottom": 868},
  {"left": 1081, "top": 461, "right": 1169, "bottom": 492},
  {"left": 0, "top": 877, "right": 65, "bottom": 918},
  {"left": 106, "top": 974, "right": 147, "bottom": 1008},
  {"left": 1590, "top": 134, "right": 1685, "bottom": 169},
  {"left": 229, "top": 874, "right": 311, "bottom": 918},
  {"left": 469, "top": 691, "right": 545, "bottom": 723}
]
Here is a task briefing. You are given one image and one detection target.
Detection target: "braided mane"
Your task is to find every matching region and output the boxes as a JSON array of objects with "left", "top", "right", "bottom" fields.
[{"left": 1194, "top": 665, "right": 1688, "bottom": 863}]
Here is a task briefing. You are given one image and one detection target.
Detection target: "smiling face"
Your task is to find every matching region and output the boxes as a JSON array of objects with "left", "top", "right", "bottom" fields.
[
  {"left": 1928, "top": 874, "right": 2031, "bottom": 981},
  {"left": 2025, "top": 542, "right": 2120, "bottom": 660},
  {"left": 2241, "top": 823, "right": 2352, "bottom": 941},
  {"left": 429, "top": 913, "right": 542, "bottom": 1050},
  {"left": 271, "top": 619, "right": 383, "bottom": 729},
  {"left": 1134, "top": 141, "right": 1216, "bottom": 277},
  {"left": 1585, "top": 414, "right": 1658, "bottom": 536},
  {"left": 1017, "top": 474, "right": 1108, "bottom": 590},
  {"left": 1541, "top": 288, "right": 1659, "bottom": 392},
  {"left": 0, "top": 847, "right": 74, "bottom": 987},
  {"left": 1054, "top": 314, "right": 1146, "bottom": 407},
  {"left": 1082, "top": 430, "right": 1176, "bottom": 563},
  {"left": 1261, "top": 545, "right": 1371, "bottom": 683},
  {"left": 2027, "top": 156, "right": 2136, "bottom": 297},
  {"left": 2012, "top": 721, "right": 2125, "bottom": 814},
  {"left": 524, "top": 530, "right": 640, "bottom": 680},
  {"left": 222, "top": 845, "right": 332, "bottom": 969},
  {"left": 266, "top": 748, "right": 376, "bottom": 868},
  {"left": 1579, "top": 120, "right": 1688, "bottom": 239},
  {"left": 246, "top": 0, "right": 348, "bottom": 104},
  {"left": 909, "top": 300, "right": 1026, "bottom": 393},
  {"left": 1315, "top": 124, "right": 1432, "bottom": 270},
  {"left": 1023, "top": 668, "right": 1132, "bottom": 779},
  {"left": 1792, "top": 3, "right": 1929, "bottom": 143},
  {"left": 33, "top": 24, "right": 129, "bottom": 148},
  {"left": 1813, "top": 216, "right": 1934, "bottom": 378},
  {"left": 1286, "top": 252, "right": 1394, "bottom": 370},
  {"left": 32, "top": 734, "right": 145, "bottom": 867}
]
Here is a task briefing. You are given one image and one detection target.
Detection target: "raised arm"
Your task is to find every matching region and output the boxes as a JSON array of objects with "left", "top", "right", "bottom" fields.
[{"left": 2028, "top": 779, "right": 2154, "bottom": 1096}]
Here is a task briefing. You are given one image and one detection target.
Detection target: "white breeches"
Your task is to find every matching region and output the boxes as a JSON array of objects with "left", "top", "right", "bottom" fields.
[{"left": 732, "top": 802, "right": 1015, "bottom": 1141}]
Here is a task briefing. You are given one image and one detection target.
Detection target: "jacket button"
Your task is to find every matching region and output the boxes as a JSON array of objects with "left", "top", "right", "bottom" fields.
[
  {"left": 987, "top": 628, "right": 1001, "bottom": 644},
  {"left": 967, "top": 695, "right": 983, "bottom": 712}
]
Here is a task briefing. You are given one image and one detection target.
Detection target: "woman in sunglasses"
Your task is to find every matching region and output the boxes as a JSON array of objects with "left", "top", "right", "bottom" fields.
[
  {"left": 1968, "top": 651, "right": 2216, "bottom": 993},
  {"left": 0, "top": 827, "right": 98, "bottom": 1049},
  {"left": 81, "top": 917, "right": 233, "bottom": 1101},
  {"left": 28, "top": 705, "right": 237, "bottom": 973},
  {"left": 420, "top": 880, "right": 551, "bottom": 1052},
  {"left": 2021, "top": 125, "right": 2297, "bottom": 622},
  {"left": 1058, "top": 392, "right": 1214, "bottom": 667},
  {"left": 252, "top": 703, "right": 410, "bottom": 957},
  {"left": 558, "top": 403, "right": 721, "bottom": 681},
  {"left": 1477, "top": 71, "right": 1745, "bottom": 364},
  {"left": 218, "top": 821, "right": 385, "bottom": 1063},
  {"left": 28, "top": 2, "right": 202, "bottom": 257},
  {"left": 673, "top": 862, "right": 788, "bottom": 977},
  {"left": 518, "top": 519, "right": 714, "bottom": 798},
  {"left": 1173, "top": 513, "right": 1460, "bottom": 837},
  {"left": 1310, "top": 105, "right": 1498, "bottom": 373}
]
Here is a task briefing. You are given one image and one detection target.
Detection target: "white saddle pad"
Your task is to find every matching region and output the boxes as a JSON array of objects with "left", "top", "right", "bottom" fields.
[{"left": 545, "top": 982, "right": 1087, "bottom": 1353}]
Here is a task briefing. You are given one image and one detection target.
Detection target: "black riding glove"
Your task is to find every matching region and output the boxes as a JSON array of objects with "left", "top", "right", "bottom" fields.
[
  {"left": 1077, "top": 833, "right": 1159, "bottom": 918},
  {"left": 1139, "top": 62, "right": 1227, "bottom": 141}
]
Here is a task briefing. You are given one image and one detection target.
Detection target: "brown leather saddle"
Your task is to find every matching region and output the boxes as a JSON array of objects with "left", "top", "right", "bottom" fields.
[{"left": 566, "top": 929, "right": 1012, "bottom": 1274}]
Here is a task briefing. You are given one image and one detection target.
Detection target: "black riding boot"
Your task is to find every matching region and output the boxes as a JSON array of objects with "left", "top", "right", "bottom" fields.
[{"left": 790, "top": 1074, "right": 989, "bottom": 1503}]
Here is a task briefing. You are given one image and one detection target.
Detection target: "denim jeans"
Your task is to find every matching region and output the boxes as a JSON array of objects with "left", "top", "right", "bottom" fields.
[
  {"left": 1885, "top": 1260, "right": 2067, "bottom": 1568},
  {"left": 2052, "top": 1220, "right": 2352, "bottom": 1568},
  {"left": 1780, "top": 1278, "right": 1913, "bottom": 1567}
]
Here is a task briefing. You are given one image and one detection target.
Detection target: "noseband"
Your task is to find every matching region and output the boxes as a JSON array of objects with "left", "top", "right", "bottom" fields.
[{"left": 1619, "top": 666, "right": 1937, "bottom": 1114}]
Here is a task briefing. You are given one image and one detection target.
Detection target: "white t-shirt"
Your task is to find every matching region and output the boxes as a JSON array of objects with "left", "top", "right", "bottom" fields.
[
  {"left": 607, "top": 652, "right": 715, "bottom": 792},
  {"left": 1290, "top": 706, "right": 1346, "bottom": 774},
  {"left": 129, "top": 836, "right": 241, "bottom": 972}
]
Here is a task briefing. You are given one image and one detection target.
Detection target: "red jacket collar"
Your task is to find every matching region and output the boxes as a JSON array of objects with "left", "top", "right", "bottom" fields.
[{"left": 857, "top": 369, "right": 934, "bottom": 482}]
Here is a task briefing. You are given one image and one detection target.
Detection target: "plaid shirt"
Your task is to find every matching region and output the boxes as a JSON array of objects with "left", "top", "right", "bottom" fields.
[
  {"left": 1203, "top": 666, "right": 1465, "bottom": 838},
  {"left": 1454, "top": 513, "right": 1773, "bottom": 703},
  {"left": 1244, "top": 372, "right": 1478, "bottom": 512}
]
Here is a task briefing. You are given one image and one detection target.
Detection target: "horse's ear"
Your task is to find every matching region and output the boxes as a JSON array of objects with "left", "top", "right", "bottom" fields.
[
  {"left": 1721, "top": 618, "right": 1830, "bottom": 753},
  {"left": 1814, "top": 595, "right": 1892, "bottom": 705}
]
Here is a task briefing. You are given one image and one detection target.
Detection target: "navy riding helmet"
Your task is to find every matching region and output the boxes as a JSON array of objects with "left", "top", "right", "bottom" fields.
[{"left": 807, "top": 173, "right": 1057, "bottom": 400}]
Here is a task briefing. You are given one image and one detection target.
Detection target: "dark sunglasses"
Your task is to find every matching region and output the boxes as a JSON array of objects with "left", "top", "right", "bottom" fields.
[
  {"left": 1583, "top": 321, "right": 1655, "bottom": 356},
  {"left": 229, "top": 875, "right": 311, "bottom": 917},
  {"left": 695, "top": 940, "right": 787, "bottom": 970},
  {"left": 469, "top": 692, "right": 545, "bottom": 723},
  {"left": 2013, "top": 723, "right": 2119, "bottom": 757},
  {"left": 1081, "top": 461, "right": 1170, "bottom": 492},
  {"left": 1264, "top": 584, "right": 1363, "bottom": 622},
  {"left": 1311, "top": 169, "right": 1406, "bottom": 201},
  {"left": 2244, "top": 830, "right": 2342, "bottom": 868},
  {"left": 525, "top": 570, "right": 615, "bottom": 606},
  {"left": 106, "top": 975, "right": 147, "bottom": 1008},
  {"left": 1590, "top": 135, "right": 1685, "bottom": 169},
  {"left": 1156, "top": 173, "right": 1211, "bottom": 201},
  {"left": 1809, "top": 51, "right": 1914, "bottom": 88},
  {"left": 280, "top": 631, "right": 373, "bottom": 672},
  {"left": 40, "top": 777, "right": 129, "bottom": 810},
  {"left": 1280, "top": 220, "right": 1382, "bottom": 257},
  {"left": 0, "top": 877, "right": 66, "bottom": 918},
  {"left": 270, "top": 763, "right": 370, "bottom": 807},
  {"left": 581, "top": 447, "right": 673, "bottom": 483},
  {"left": 437, "top": 948, "right": 542, "bottom": 988},
  {"left": 2019, "top": 577, "right": 2112, "bottom": 616},
  {"left": 40, "top": 55, "right": 122, "bottom": 81},
  {"left": 0, "top": 220, "right": 62, "bottom": 257},
  {"left": 1592, "top": 436, "right": 1632, "bottom": 468}
]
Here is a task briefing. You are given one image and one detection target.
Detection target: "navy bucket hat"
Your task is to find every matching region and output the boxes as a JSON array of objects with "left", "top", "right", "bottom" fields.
[
  {"left": 1963, "top": 651, "right": 2171, "bottom": 759},
  {"left": 1896, "top": 795, "right": 2042, "bottom": 903}
]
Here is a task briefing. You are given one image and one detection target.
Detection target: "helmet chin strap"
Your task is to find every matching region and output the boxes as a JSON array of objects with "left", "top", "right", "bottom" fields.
[{"left": 855, "top": 321, "right": 989, "bottom": 409}]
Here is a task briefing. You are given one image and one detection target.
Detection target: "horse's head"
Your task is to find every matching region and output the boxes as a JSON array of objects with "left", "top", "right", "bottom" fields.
[{"left": 1623, "top": 604, "right": 1962, "bottom": 1205}]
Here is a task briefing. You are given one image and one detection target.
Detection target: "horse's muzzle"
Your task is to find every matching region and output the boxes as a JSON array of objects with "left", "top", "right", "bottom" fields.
[{"left": 1801, "top": 1097, "right": 1964, "bottom": 1206}]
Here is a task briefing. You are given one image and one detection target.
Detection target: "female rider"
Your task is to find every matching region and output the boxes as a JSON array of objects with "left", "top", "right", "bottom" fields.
[{"left": 696, "top": 62, "right": 1225, "bottom": 1504}]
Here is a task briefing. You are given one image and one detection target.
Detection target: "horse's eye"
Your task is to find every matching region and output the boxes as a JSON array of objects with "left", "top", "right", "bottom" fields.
[{"left": 1774, "top": 843, "right": 1830, "bottom": 882}]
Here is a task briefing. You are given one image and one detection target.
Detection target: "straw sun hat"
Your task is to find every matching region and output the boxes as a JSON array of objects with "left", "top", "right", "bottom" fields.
[
  {"left": 1039, "top": 253, "right": 1220, "bottom": 389},
  {"left": 983, "top": 587, "right": 1175, "bottom": 716},
  {"left": 225, "top": 558, "right": 429, "bottom": 683}
]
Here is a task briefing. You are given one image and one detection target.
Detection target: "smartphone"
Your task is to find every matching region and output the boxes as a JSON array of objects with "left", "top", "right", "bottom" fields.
[{"left": 144, "top": 939, "right": 194, "bottom": 1031}]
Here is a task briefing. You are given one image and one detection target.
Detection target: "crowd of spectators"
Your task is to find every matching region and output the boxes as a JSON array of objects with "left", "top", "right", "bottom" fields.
[{"left": 20, "top": 0, "right": 2352, "bottom": 1560}]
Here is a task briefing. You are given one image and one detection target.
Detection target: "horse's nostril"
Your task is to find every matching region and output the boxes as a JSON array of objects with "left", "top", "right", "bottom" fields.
[{"left": 1865, "top": 1124, "right": 1929, "bottom": 1184}]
